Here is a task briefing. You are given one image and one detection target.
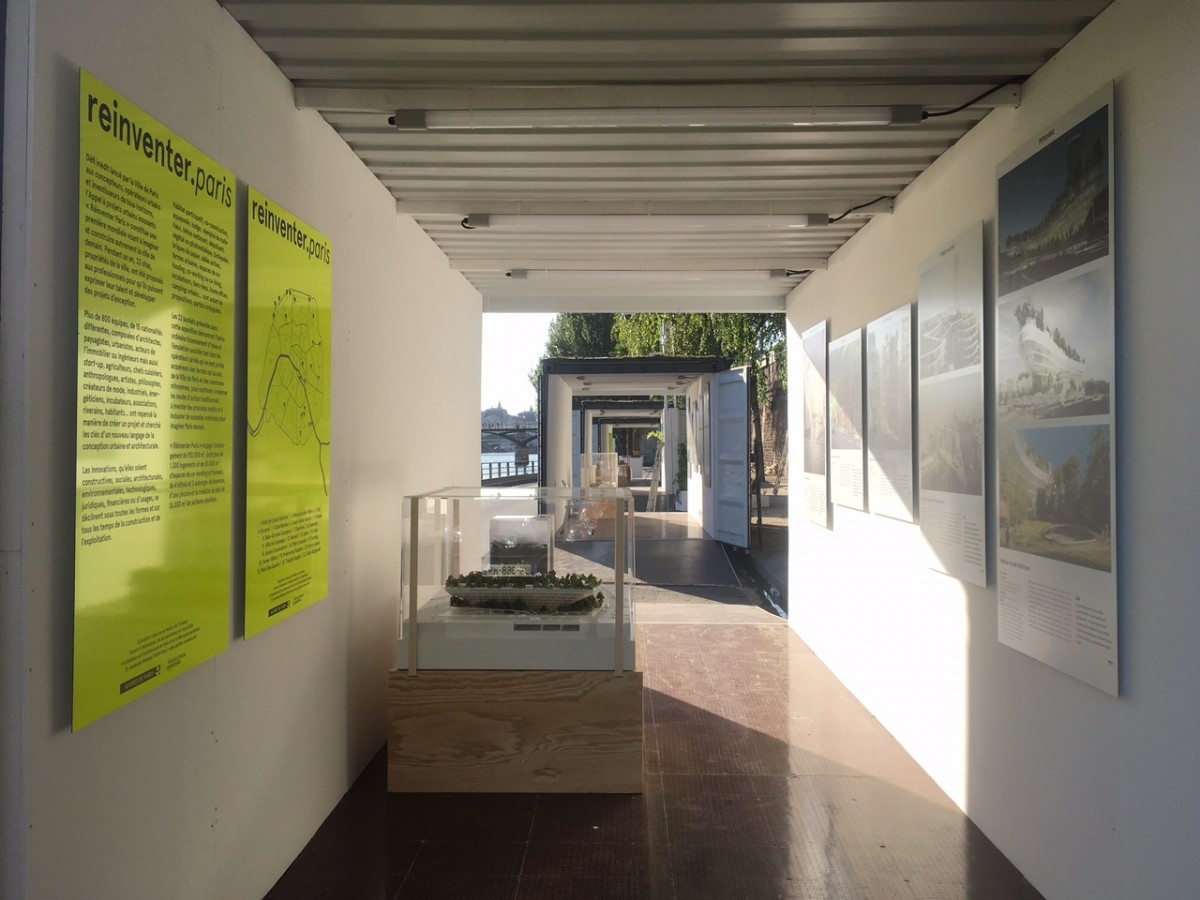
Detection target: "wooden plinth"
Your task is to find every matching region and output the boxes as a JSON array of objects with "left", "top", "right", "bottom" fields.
[{"left": 387, "top": 668, "right": 644, "bottom": 793}]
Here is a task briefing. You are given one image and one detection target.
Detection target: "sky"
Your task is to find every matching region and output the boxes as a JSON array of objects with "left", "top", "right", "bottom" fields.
[
  {"left": 1020, "top": 424, "right": 1105, "bottom": 470},
  {"left": 480, "top": 312, "right": 555, "bottom": 413}
]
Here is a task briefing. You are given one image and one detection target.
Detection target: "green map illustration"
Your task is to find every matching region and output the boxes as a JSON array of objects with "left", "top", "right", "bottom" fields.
[{"left": 249, "top": 288, "right": 330, "bottom": 492}]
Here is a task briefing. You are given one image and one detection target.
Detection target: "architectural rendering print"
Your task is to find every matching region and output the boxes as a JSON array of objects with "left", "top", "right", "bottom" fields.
[
  {"left": 802, "top": 325, "right": 827, "bottom": 476},
  {"left": 920, "top": 372, "right": 984, "bottom": 496},
  {"left": 919, "top": 246, "right": 982, "bottom": 380},
  {"left": 829, "top": 335, "right": 863, "bottom": 452},
  {"left": 921, "top": 307, "right": 982, "bottom": 380},
  {"left": 867, "top": 306, "right": 915, "bottom": 521},
  {"left": 997, "top": 268, "right": 1112, "bottom": 420},
  {"left": 999, "top": 106, "right": 1110, "bottom": 295},
  {"left": 999, "top": 424, "right": 1112, "bottom": 572},
  {"left": 867, "top": 310, "right": 912, "bottom": 453}
]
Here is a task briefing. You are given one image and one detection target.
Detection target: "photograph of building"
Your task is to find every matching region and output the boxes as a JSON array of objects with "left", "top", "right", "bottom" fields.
[
  {"left": 997, "top": 268, "right": 1113, "bottom": 419},
  {"left": 802, "top": 325, "right": 827, "bottom": 476},
  {"left": 999, "top": 106, "right": 1110, "bottom": 294},
  {"left": 919, "top": 372, "right": 984, "bottom": 496},
  {"left": 921, "top": 307, "right": 983, "bottom": 379},
  {"left": 829, "top": 335, "right": 863, "bottom": 452},
  {"left": 867, "top": 309, "right": 913, "bottom": 453},
  {"left": 919, "top": 232, "right": 984, "bottom": 380}
]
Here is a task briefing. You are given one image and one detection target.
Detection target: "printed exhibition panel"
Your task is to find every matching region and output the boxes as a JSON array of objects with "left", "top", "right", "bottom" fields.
[
  {"left": 828, "top": 329, "right": 865, "bottom": 511},
  {"left": 801, "top": 321, "right": 829, "bottom": 527},
  {"left": 74, "top": 71, "right": 235, "bottom": 729},
  {"left": 245, "top": 188, "right": 333, "bottom": 637},
  {"left": 866, "top": 304, "right": 914, "bottom": 522},
  {"left": 995, "top": 88, "right": 1117, "bottom": 696},
  {"left": 918, "top": 222, "right": 987, "bottom": 587}
]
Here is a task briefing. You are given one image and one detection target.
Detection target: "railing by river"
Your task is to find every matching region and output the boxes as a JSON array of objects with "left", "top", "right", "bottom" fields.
[{"left": 481, "top": 460, "right": 540, "bottom": 485}]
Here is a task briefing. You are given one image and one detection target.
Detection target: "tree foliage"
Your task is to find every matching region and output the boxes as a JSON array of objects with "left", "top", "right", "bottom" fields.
[
  {"left": 543, "top": 313, "right": 618, "bottom": 358},
  {"left": 1031, "top": 428, "right": 1111, "bottom": 533},
  {"left": 612, "top": 313, "right": 786, "bottom": 368},
  {"left": 539, "top": 311, "right": 784, "bottom": 367},
  {"left": 532, "top": 311, "right": 787, "bottom": 397}
]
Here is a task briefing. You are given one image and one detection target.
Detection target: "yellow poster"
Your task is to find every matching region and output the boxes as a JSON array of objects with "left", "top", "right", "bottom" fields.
[
  {"left": 244, "top": 188, "right": 332, "bottom": 636},
  {"left": 74, "top": 71, "right": 235, "bottom": 729}
]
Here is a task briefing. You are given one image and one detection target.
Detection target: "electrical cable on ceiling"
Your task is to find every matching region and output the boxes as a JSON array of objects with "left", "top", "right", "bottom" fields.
[
  {"left": 922, "top": 77, "right": 1026, "bottom": 119},
  {"left": 460, "top": 217, "right": 475, "bottom": 230},
  {"left": 829, "top": 197, "right": 891, "bottom": 224}
]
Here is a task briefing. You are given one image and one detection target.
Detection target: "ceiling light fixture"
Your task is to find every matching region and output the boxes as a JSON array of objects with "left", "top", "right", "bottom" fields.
[
  {"left": 463, "top": 213, "right": 828, "bottom": 231},
  {"left": 391, "top": 106, "right": 922, "bottom": 131}
]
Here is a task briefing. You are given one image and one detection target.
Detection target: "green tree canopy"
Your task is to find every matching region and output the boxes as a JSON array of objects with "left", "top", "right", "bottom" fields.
[
  {"left": 532, "top": 311, "right": 787, "bottom": 395},
  {"left": 540, "top": 311, "right": 784, "bottom": 366},
  {"left": 543, "top": 312, "right": 618, "bottom": 358},
  {"left": 612, "top": 313, "right": 785, "bottom": 368}
]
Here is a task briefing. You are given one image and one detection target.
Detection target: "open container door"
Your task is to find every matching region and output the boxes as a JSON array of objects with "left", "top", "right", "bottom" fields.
[{"left": 713, "top": 366, "right": 750, "bottom": 548}]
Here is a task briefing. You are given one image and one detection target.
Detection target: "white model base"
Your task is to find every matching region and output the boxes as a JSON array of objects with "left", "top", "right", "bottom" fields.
[{"left": 397, "top": 593, "right": 636, "bottom": 671}]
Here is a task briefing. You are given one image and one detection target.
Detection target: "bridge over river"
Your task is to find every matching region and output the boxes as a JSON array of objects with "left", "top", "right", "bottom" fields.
[{"left": 481, "top": 426, "right": 539, "bottom": 485}]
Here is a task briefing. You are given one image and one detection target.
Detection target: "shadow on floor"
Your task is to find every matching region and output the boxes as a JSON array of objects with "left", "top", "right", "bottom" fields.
[{"left": 267, "top": 623, "right": 1043, "bottom": 900}]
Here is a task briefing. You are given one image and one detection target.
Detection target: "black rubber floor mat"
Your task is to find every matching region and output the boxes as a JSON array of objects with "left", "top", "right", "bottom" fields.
[{"left": 634, "top": 539, "right": 739, "bottom": 586}]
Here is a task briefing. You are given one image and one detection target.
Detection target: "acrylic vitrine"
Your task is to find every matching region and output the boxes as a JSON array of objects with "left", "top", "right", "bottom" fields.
[
  {"left": 391, "top": 485, "right": 643, "bottom": 793},
  {"left": 397, "top": 485, "right": 636, "bottom": 672}
]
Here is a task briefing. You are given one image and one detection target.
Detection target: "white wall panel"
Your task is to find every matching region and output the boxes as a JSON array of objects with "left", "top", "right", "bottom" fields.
[
  {"left": 785, "top": 1, "right": 1200, "bottom": 897},
  {"left": 2, "top": 0, "right": 480, "bottom": 897}
]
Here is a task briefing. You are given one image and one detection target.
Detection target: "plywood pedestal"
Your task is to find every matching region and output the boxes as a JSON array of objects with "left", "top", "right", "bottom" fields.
[{"left": 387, "top": 667, "right": 644, "bottom": 793}]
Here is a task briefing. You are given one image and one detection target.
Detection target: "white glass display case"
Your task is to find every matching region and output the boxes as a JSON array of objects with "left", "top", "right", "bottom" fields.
[{"left": 398, "top": 485, "right": 636, "bottom": 673}]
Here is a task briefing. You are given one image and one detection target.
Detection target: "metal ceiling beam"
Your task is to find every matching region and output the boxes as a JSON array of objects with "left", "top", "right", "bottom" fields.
[
  {"left": 385, "top": 180, "right": 911, "bottom": 194},
  {"left": 399, "top": 198, "right": 894, "bottom": 216},
  {"left": 454, "top": 258, "right": 827, "bottom": 272},
  {"left": 372, "top": 165, "right": 926, "bottom": 181},
  {"left": 355, "top": 147, "right": 938, "bottom": 164},
  {"left": 284, "top": 61, "right": 1034, "bottom": 85},
  {"left": 475, "top": 284, "right": 801, "bottom": 299},
  {"left": 294, "top": 83, "right": 1020, "bottom": 113},
  {"left": 330, "top": 119, "right": 974, "bottom": 145},
  {"left": 226, "top": 1, "right": 1107, "bottom": 32},
  {"left": 441, "top": 241, "right": 854, "bottom": 252},
  {"left": 442, "top": 247, "right": 847, "bottom": 258},
  {"left": 262, "top": 35, "right": 1066, "bottom": 60},
  {"left": 443, "top": 250, "right": 846, "bottom": 261},
  {"left": 482, "top": 294, "right": 790, "bottom": 314},
  {"left": 437, "top": 243, "right": 849, "bottom": 255}
]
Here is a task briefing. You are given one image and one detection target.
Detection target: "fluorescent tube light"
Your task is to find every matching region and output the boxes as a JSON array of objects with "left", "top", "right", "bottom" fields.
[
  {"left": 393, "top": 106, "right": 917, "bottom": 131},
  {"left": 505, "top": 269, "right": 787, "bottom": 284},
  {"left": 465, "top": 214, "right": 827, "bottom": 231}
]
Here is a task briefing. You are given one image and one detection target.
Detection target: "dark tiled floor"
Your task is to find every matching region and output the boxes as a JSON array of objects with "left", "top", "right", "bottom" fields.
[{"left": 266, "top": 622, "right": 1043, "bottom": 900}]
